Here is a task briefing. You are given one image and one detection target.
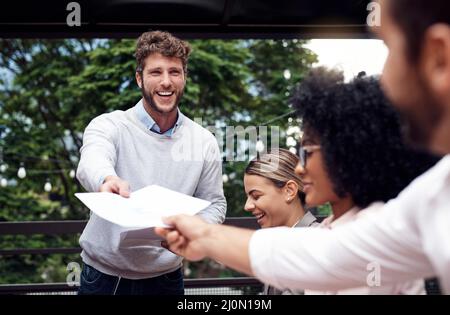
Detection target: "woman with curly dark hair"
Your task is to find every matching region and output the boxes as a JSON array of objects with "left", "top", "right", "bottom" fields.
[{"left": 293, "top": 67, "right": 440, "bottom": 294}]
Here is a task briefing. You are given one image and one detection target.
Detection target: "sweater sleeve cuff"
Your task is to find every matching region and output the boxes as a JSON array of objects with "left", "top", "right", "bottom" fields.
[{"left": 94, "top": 168, "right": 117, "bottom": 192}]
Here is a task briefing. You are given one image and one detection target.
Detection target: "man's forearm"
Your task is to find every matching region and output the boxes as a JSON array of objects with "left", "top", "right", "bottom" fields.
[
  {"left": 196, "top": 199, "right": 226, "bottom": 224},
  {"left": 77, "top": 159, "right": 116, "bottom": 192},
  {"left": 77, "top": 116, "right": 118, "bottom": 192}
]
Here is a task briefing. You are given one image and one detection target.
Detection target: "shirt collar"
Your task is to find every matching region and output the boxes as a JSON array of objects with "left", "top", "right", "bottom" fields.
[
  {"left": 135, "top": 99, "right": 183, "bottom": 136},
  {"left": 292, "top": 211, "right": 317, "bottom": 228}
]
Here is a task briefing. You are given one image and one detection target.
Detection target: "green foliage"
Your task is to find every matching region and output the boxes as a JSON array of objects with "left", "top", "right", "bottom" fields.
[
  {"left": 317, "top": 203, "right": 333, "bottom": 216},
  {"left": 0, "top": 38, "right": 317, "bottom": 284},
  {"left": 220, "top": 39, "right": 317, "bottom": 217}
]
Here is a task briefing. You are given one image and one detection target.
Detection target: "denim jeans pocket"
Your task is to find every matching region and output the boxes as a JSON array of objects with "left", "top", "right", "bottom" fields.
[
  {"left": 82, "top": 264, "right": 103, "bottom": 284},
  {"left": 78, "top": 264, "right": 115, "bottom": 295},
  {"left": 158, "top": 268, "right": 184, "bottom": 294}
]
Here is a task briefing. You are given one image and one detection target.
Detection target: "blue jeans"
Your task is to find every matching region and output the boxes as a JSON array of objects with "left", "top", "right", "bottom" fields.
[{"left": 78, "top": 263, "right": 184, "bottom": 295}]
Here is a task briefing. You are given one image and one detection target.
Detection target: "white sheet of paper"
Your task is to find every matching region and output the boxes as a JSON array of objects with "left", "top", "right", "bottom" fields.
[
  {"left": 119, "top": 227, "right": 165, "bottom": 243},
  {"left": 75, "top": 184, "right": 211, "bottom": 229}
]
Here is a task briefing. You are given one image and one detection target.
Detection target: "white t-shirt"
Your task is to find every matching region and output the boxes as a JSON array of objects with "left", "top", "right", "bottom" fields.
[{"left": 249, "top": 155, "right": 450, "bottom": 293}]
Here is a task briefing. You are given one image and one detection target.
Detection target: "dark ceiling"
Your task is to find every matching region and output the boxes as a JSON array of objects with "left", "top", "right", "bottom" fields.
[{"left": 0, "top": 0, "right": 373, "bottom": 38}]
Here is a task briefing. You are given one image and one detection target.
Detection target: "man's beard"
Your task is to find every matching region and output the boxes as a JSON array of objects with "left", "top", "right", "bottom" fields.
[
  {"left": 141, "top": 81, "right": 183, "bottom": 115},
  {"left": 396, "top": 78, "right": 443, "bottom": 150}
]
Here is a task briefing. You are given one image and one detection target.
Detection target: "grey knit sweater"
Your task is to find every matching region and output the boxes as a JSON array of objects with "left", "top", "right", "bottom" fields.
[{"left": 76, "top": 101, "right": 226, "bottom": 279}]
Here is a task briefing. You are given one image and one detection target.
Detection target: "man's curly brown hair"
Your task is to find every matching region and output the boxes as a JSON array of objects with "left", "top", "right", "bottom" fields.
[{"left": 135, "top": 31, "right": 192, "bottom": 75}]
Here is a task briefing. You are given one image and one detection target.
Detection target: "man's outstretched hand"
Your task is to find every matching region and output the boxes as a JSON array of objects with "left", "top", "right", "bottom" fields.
[
  {"left": 155, "top": 215, "right": 211, "bottom": 261},
  {"left": 100, "top": 175, "right": 130, "bottom": 197}
]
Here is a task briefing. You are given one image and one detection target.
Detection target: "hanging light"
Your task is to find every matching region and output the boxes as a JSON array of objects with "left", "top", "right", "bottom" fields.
[
  {"left": 283, "top": 69, "right": 291, "bottom": 80},
  {"left": 17, "top": 163, "right": 26, "bottom": 179},
  {"left": 256, "top": 140, "right": 265, "bottom": 153},
  {"left": 222, "top": 174, "right": 229, "bottom": 184},
  {"left": 44, "top": 179, "right": 52, "bottom": 192},
  {"left": 286, "top": 136, "right": 297, "bottom": 147},
  {"left": 69, "top": 169, "right": 76, "bottom": 178},
  {"left": 1, "top": 178, "right": 7, "bottom": 187},
  {"left": 289, "top": 147, "right": 297, "bottom": 155},
  {"left": 286, "top": 126, "right": 295, "bottom": 136},
  {"left": 0, "top": 164, "right": 8, "bottom": 172}
]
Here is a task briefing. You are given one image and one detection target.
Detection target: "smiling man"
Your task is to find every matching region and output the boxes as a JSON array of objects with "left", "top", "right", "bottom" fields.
[
  {"left": 76, "top": 31, "right": 226, "bottom": 295},
  {"left": 156, "top": 0, "right": 450, "bottom": 294}
]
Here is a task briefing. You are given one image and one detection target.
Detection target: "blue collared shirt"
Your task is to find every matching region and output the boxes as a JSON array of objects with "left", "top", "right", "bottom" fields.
[{"left": 135, "top": 100, "right": 183, "bottom": 137}]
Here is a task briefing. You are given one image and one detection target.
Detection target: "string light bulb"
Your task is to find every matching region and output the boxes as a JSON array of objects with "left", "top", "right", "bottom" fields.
[
  {"left": 44, "top": 179, "right": 52, "bottom": 192},
  {"left": 69, "top": 169, "right": 76, "bottom": 178},
  {"left": 283, "top": 69, "right": 291, "bottom": 80},
  {"left": 1, "top": 178, "right": 7, "bottom": 187},
  {"left": 289, "top": 147, "right": 297, "bottom": 155},
  {"left": 17, "top": 163, "right": 26, "bottom": 179},
  {"left": 286, "top": 136, "right": 296, "bottom": 147},
  {"left": 222, "top": 174, "right": 229, "bottom": 184},
  {"left": 256, "top": 140, "right": 265, "bottom": 153}
]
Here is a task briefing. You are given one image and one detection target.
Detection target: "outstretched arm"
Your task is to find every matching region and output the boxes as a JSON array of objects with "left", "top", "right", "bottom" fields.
[
  {"left": 156, "top": 196, "right": 437, "bottom": 292},
  {"left": 77, "top": 114, "right": 130, "bottom": 197},
  {"left": 155, "top": 215, "right": 254, "bottom": 275},
  {"left": 77, "top": 115, "right": 119, "bottom": 192}
]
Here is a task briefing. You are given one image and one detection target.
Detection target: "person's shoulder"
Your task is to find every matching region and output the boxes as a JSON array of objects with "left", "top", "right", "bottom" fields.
[
  {"left": 95, "top": 109, "right": 127, "bottom": 121},
  {"left": 90, "top": 109, "right": 133, "bottom": 130},
  {"left": 420, "top": 155, "right": 450, "bottom": 183},
  {"left": 379, "top": 155, "right": 450, "bottom": 224},
  {"left": 356, "top": 202, "right": 385, "bottom": 219},
  {"left": 89, "top": 109, "right": 127, "bottom": 125},
  {"left": 181, "top": 114, "right": 217, "bottom": 142},
  {"left": 399, "top": 155, "right": 450, "bottom": 198},
  {"left": 85, "top": 110, "right": 129, "bottom": 137}
]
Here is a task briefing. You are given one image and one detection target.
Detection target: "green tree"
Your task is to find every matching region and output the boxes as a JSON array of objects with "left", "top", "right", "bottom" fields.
[{"left": 222, "top": 39, "right": 317, "bottom": 217}]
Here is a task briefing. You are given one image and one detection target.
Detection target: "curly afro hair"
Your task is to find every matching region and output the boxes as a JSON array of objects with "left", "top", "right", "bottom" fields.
[{"left": 292, "top": 67, "right": 440, "bottom": 208}]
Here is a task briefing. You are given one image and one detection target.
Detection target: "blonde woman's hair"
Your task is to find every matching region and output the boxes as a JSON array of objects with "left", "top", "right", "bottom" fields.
[{"left": 245, "top": 148, "right": 305, "bottom": 203}]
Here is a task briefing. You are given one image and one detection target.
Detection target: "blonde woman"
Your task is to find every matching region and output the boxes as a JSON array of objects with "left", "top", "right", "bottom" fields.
[{"left": 244, "top": 148, "right": 317, "bottom": 295}]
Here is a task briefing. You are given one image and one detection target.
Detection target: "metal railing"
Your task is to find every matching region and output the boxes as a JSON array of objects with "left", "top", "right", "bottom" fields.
[
  {"left": 0, "top": 218, "right": 260, "bottom": 256},
  {"left": 0, "top": 217, "right": 263, "bottom": 295},
  {"left": 0, "top": 216, "right": 441, "bottom": 295}
]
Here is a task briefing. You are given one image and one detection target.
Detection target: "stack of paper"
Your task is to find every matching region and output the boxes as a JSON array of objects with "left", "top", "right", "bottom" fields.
[{"left": 75, "top": 185, "right": 211, "bottom": 242}]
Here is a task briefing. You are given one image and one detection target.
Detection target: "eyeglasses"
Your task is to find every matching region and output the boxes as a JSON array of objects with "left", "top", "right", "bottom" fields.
[{"left": 298, "top": 145, "right": 321, "bottom": 168}]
